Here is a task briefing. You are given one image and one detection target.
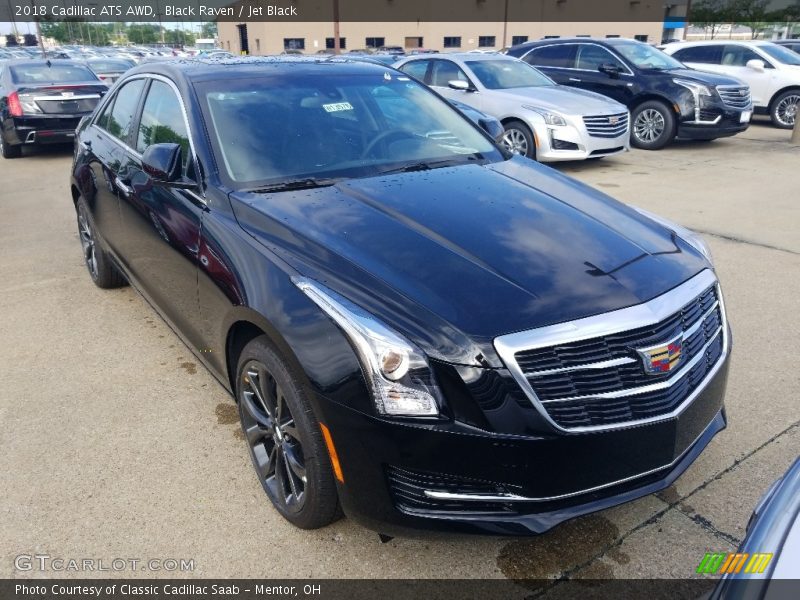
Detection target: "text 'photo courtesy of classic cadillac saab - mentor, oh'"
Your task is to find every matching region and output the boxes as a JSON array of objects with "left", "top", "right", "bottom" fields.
[{"left": 69, "top": 56, "right": 731, "bottom": 535}]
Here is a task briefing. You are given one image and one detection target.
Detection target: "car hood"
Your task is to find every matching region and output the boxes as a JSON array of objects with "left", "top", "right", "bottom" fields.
[
  {"left": 488, "top": 85, "right": 627, "bottom": 115},
  {"left": 660, "top": 66, "right": 748, "bottom": 87},
  {"left": 230, "top": 157, "right": 708, "bottom": 366}
]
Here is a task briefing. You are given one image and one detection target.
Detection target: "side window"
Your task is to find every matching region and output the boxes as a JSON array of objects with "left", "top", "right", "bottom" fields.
[
  {"left": 399, "top": 60, "right": 430, "bottom": 83},
  {"left": 136, "top": 80, "right": 191, "bottom": 172},
  {"left": 101, "top": 78, "right": 145, "bottom": 142},
  {"left": 673, "top": 45, "right": 722, "bottom": 65},
  {"left": 523, "top": 44, "right": 576, "bottom": 68},
  {"left": 430, "top": 60, "right": 470, "bottom": 87},
  {"left": 722, "top": 45, "right": 770, "bottom": 67},
  {"left": 576, "top": 44, "right": 625, "bottom": 71}
]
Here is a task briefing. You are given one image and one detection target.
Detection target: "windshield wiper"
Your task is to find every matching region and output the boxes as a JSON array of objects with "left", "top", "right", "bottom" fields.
[
  {"left": 247, "top": 177, "right": 342, "bottom": 194},
  {"left": 375, "top": 155, "right": 484, "bottom": 177}
]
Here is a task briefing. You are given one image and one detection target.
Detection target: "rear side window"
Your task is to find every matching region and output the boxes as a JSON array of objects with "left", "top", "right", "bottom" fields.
[
  {"left": 10, "top": 64, "right": 98, "bottom": 83},
  {"left": 399, "top": 60, "right": 430, "bottom": 83},
  {"left": 136, "top": 80, "right": 190, "bottom": 170},
  {"left": 523, "top": 44, "right": 577, "bottom": 68},
  {"left": 672, "top": 45, "right": 723, "bottom": 65},
  {"left": 99, "top": 78, "right": 145, "bottom": 143},
  {"left": 721, "top": 45, "right": 768, "bottom": 67}
]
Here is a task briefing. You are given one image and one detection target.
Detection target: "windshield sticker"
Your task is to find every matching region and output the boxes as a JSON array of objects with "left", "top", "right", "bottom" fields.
[{"left": 322, "top": 102, "right": 354, "bottom": 113}]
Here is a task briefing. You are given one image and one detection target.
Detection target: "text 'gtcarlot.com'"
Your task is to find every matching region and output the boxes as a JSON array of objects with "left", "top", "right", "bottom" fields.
[{"left": 14, "top": 554, "right": 195, "bottom": 572}]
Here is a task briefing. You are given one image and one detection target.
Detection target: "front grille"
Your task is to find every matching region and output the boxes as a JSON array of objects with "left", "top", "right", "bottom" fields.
[
  {"left": 583, "top": 112, "right": 629, "bottom": 138},
  {"left": 717, "top": 85, "right": 751, "bottom": 110},
  {"left": 387, "top": 466, "right": 520, "bottom": 514},
  {"left": 512, "top": 284, "right": 724, "bottom": 429}
]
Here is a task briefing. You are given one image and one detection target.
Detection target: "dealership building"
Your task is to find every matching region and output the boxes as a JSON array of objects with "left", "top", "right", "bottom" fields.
[{"left": 218, "top": 1, "right": 689, "bottom": 55}]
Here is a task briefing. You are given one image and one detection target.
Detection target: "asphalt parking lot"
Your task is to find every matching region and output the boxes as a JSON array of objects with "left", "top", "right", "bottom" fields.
[{"left": 1, "top": 120, "right": 798, "bottom": 584}]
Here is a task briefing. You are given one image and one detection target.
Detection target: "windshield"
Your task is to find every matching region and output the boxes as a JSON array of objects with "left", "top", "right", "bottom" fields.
[
  {"left": 760, "top": 44, "right": 800, "bottom": 66},
  {"left": 465, "top": 60, "right": 554, "bottom": 89},
  {"left": 10, "top": 64, "right": 99, "bottom": 83},
  {"left": 612, "top": 41, "right": 684, "bottom": 70},
  {"left": 197, "top": 71, "right": 503, "bottom": 188}
]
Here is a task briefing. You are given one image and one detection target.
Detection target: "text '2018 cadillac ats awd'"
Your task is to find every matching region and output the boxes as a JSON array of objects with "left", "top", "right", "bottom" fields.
[{"left": 70, "top": 57, "right": 731, "bottom": 535}]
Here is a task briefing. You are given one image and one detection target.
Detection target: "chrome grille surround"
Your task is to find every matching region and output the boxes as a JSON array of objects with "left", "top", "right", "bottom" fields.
[
  {"left": 582, "top": 112, "right": 630, "bottom": 138},
  {"left": 494, "top": 270, "right": 729, "bottom": 433},
  {"left": 716, "top": 85, "right": 752, "bottom": 111}
]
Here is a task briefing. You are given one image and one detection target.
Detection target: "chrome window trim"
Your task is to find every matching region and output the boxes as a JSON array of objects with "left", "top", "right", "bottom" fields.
[
  {"left": 521, "top": 42, "right": 635, "bottom": 77},
  {"left": 421, "top": 406, "right": 721, "bottom": 504},
  {"left": 494, "top": 269, "right": 729, "bottom": 433},
  {"left": 89, "top": 73, "right": 205, "bottom": 203}
]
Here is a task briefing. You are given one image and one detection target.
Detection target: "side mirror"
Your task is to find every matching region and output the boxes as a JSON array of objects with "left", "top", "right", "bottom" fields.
[
  {"left": 448, "top": 79, "right": 472, "bottom": 91},
  {"left": 746, "top": 59, "right": 765, "bottom": 72},
  {"left": 599, "top": 63, "right": 622, "bottom": 78},
  {"left": 142, "top": 143, "right": 182, "bottom": 182},
  {"left": 479, "top": 117, "right": 505, "bottom": 142}
]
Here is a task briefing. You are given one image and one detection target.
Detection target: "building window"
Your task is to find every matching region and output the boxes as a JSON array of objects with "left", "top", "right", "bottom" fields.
[
  {"left": 405, "top": 36, "right": 423, "bottom": 48},
  {"left": 478, "top": 36, "right": 496, "bottom": 48},
  {"left": 511, "top": 35, "right": 528, "bottom": 46},
  {"left": 543, "top": 35, "right": 560, "bottom": 39},
  {"left": 606, "top": 34, "right": 620, "bottom": 38},
  {"left": 237, "top": 23, "right": 249, "bottom": 55},
  {"left": 255, "top": 39, "right": 260, "bottom": 53},
  {"left": 634, "top": 34, "right": 649, "bottom": 42},
  {"left": 326, "top": 37, "right": 346, "bottom": 49},
  {"left": 226, "top": 41, "right": 230, "bottom": 50},
  {"left": 284, "top": 38, "right": 305, "bottom": 50},
  {"left": 576, "top": 34, "right": 590, "bottom": 38},
  {"left": 443, "top": 36, "right": 462, "bottom": 48},
  {"left": 365, "top": 37, "right": 385, "bottom": 48}
]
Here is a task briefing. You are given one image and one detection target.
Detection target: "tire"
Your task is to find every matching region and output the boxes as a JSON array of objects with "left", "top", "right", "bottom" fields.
[
  {"left": 0, "top": 133, "right": 22, "bottom": 159},
  {"left": 76, "top": 197, "right": 127, "bottom": 289},
  {"left": 769, "top": 90, "right": 800, "bottom": 129},
  {"left": 236, "top": 336, "right": 341, "bottom": 529},
  {"left": 501, "top": 120, "right": 536, "bottom": 160},
  {"left": 631, "top": 100, "right": 675, "bottom": 150}
]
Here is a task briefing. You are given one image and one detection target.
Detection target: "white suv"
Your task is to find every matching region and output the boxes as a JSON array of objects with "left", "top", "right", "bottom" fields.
[{"left": 662, "top": 40, "right": 800, "bottom": 128}]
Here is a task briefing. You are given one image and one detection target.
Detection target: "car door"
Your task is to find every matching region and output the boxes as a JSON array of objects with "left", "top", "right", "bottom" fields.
[
  {"left": 427, "top": 59, "right": 479, "bottom": 104},
  {"left": 719, "top": 45, "right": 775, "bottom": 107},
  {"left": 520, "top": 43, "right": 578, "bottom": 85},
  {"left": 568, "top": 43, "right": 635, "bottom": 105},
  {"left": 116, "top": 76, "right": 206, "bottom": 350},
  {"left": 80, "top": 77, "right": 147, "bottom": 255}
]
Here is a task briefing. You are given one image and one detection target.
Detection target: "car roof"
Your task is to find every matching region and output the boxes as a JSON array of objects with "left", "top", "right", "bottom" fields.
[
  {"left": 664, "top": 40, "right": 771, "bottom": 47},
  {"left": 513, "top": 37, "right": 642, "bottom": 48},
  {"left": 1, "top": 58, "right": 91, "bottom": 67},
  {"left": 123, "top": 55, "right": 397, "bottom": 83},
  {"left": 401, "top": 52, "right": 513, "bottom": 62}
]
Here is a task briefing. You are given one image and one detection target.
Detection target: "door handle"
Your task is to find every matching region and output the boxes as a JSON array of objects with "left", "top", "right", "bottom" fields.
[
  {"left": 569, "top": 77, "right": 582, "bottom": 82},
  {"left": 80, "top": 140, "right": 92, "bottom": 151},
  {"left": 114, "top": 176, "right": 133, "bottom": 197}
]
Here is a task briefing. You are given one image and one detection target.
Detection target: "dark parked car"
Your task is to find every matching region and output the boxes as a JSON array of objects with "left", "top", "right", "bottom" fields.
[
  {"left": 773, "top": 39, "right": 800, "bottom": 55},
  {"left": 1, "top": 59, "right": 107, "bottom": 158},
  {"left": 70, "top": 57, "right": 731, "bottom": 535},
  {"left": 85, "top": 57, "right": 135, "bottom": 86},
  {"left": 507, "top": 37, "right": 752, "bottom": 150}
]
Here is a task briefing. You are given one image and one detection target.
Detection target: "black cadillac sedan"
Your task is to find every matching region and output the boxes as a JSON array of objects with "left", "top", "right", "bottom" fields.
[
  {"left": 1, "top": 59, "right": 107, "bottom": 158},
  {"left": 70, "top": 57, "right": 731, "bottom": 535}
]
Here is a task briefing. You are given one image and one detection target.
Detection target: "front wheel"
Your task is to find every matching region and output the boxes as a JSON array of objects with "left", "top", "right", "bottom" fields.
[
  {"left": 236, "top": 336, "right": 341, "bottom": 529},
  {"left": 631, "top": 101, "right": 675, "bottom": 150},
  {"left": 501, "top": 120, "right": 536, "bottom": 160},
  {"left": 770, "top": 90, "right": 799, "bottom": 129}
]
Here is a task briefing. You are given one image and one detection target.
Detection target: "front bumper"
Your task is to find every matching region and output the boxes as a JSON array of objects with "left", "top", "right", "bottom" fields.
[
  {"left": 530, "top": 113, "right": 629, "bottom": 162},
  {"left": 313, "top": 352, "right": 730, "bottom": 536},
  {"left": 677, "top": 102, "right": 751, "bottom": 140}
]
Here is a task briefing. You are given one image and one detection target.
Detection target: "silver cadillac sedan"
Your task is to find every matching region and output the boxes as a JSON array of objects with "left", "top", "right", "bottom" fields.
[{"left": 395, "top": 53, "right": 630, "bottom": 162}]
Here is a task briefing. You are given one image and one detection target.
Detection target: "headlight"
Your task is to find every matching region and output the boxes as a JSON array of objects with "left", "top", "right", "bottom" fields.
[
  {"left": 673, "top": 78, "right": 712, "bottom": 98},
  {"left": 294, "top": 277, "right": 441, "bottom": 417},
  {"left": 632, "top": 206, "right": 714, "bottom": 264},
  {"left": 523, "top": 105, "right": 567, "bottom": 126}
]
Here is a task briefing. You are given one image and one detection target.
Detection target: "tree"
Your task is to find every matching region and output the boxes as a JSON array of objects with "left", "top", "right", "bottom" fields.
[
  {"left": 200, "top": 22, "right": 217, "bottom": 39},
  {"left": 729, "top": 0, "right": 770, "bottom": 38},
  {"left": 689, "top": 0, "right": 731, "bottom": 39},
  {"left": 23, "top": 33, "right": 38, "bottom": 46},
  {"left": 6, "top": 34, "right": 19, "bottom": 47}
]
